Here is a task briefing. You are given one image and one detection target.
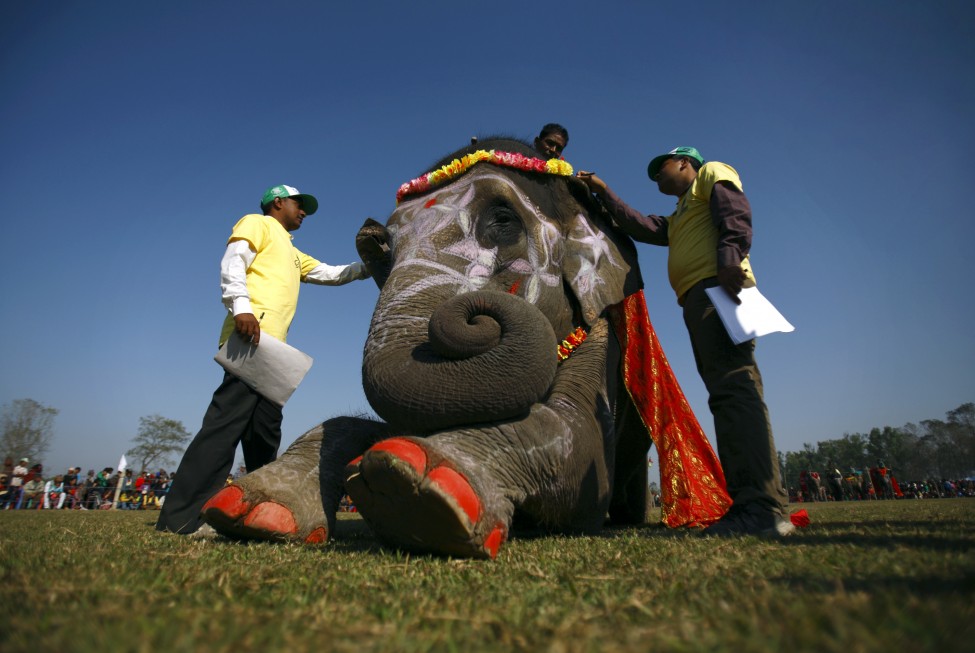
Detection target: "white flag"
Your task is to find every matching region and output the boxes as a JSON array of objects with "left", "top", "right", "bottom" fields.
[{"left": 117, "top": 454, "right": 128, "bottom": 473}]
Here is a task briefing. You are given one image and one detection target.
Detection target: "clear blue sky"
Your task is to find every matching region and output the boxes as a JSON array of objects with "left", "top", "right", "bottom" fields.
[{"left": 2, "top": 1, "right": 972, "bottom": 482}]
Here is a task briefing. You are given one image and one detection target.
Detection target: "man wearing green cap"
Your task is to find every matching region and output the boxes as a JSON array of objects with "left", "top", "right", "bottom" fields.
[
  {"left": 578, "top": 148, "right": 793, "bottom": 537},
  {"left": 157, "top": 184, "right": 369, "bottom": 536}
]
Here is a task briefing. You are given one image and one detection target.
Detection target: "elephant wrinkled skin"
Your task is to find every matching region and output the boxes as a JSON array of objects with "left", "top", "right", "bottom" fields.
[{"left": 202, "top": 138, "right": 653, "bottom": 558}]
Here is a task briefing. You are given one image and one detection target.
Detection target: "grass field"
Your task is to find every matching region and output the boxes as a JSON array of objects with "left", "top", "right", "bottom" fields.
[{"left": 1, "top": 499, "right": 972, "bottom": 652}]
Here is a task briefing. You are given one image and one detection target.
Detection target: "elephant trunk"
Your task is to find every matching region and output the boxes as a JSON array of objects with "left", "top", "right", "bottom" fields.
[{"left": 362, "top": 290, "right": 558, "bottom": 433}]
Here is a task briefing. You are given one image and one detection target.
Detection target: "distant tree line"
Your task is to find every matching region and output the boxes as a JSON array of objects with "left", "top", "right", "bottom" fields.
[
  {"left": 5, "top": 396, "right": 973, "bottom": 494},
  {"left": 780, "top": 402, "right": 974, "bottom": 489}
]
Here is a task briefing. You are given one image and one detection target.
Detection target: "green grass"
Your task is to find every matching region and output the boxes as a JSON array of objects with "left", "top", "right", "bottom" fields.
[{"left": 1, "top": 500, "right": 973, "bottom": 652}]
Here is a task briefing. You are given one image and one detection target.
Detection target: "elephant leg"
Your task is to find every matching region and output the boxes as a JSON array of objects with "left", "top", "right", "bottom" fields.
[
  {"left": 202, "top": 417, "right": 386, "bottom": 544},
  {"left": 346, "top": 320, "right": 618, "bottom": 559},
  {"left": 345, "top": 436, "right": 509, "bottom": 560},
  {"left": 608, "top": 399, "right": 652, "bottom": 524},
  {"left": 202, "top": 424, "right": 327, "bottom": 543},
  {"left": 318, "top": 416, "right": 390, "bottom": 537}
]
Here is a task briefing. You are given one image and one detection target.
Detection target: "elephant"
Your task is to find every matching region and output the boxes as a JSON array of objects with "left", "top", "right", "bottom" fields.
[{"left": 199, "top": 137, "right": 724, "bottom": 558}]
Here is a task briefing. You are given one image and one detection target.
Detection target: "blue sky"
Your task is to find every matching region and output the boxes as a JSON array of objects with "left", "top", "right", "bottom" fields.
[{"left": 1, "top": 1, "right": 972, "bottom": 482}]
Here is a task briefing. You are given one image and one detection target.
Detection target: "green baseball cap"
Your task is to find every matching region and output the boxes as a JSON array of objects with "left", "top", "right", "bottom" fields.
[
  {"left": 647, "top": 146, "right": 705, "bottom": 180},
  {"left": 260, "top": 184, "right": 319, "bottom": 215}
]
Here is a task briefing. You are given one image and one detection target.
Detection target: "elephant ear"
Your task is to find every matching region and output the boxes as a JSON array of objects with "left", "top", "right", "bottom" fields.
[
  {"left": 356, "top": 218, "right": 392, "bottom": 290},
  {"left": 561, "top": 181, "right": 643, "bottom": 327}
]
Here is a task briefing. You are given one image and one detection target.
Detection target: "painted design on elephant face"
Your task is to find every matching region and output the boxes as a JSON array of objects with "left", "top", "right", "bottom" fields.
[
  {"left": 566, "top": 213, "right": 624, "bottom": 299},
  {"left": 378, "top": 168, "right": 564, "bottom": 322}
]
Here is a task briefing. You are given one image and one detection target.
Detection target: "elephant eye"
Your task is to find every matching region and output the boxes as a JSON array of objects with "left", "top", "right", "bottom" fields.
[{"left": 476, "top": 204, "right": 524, "bottom": 248}]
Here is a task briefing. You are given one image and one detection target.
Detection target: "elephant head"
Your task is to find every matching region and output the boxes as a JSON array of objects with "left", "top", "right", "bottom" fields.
[{"left": 356, "top": 138, "right": 642, "bottom": 434}]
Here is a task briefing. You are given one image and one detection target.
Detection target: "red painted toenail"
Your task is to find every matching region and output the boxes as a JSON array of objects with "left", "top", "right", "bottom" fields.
[
  {"left": 370, "top": 438, "right": 427, "bottom": 475},
  {"left": 202, "top": 485, "right": 250, "bottom": 519},
  {"left": 483, "top": 524, "right": 506, "bottom": 560},
  {"left": 304, "top": 527, "right": 328, "bottom": 544},
  {"left": 243, "top": 502, "right": 297, "bottom": 535},
  {"left": 428, "top": 466, "right": 481, "bottom": 524}
]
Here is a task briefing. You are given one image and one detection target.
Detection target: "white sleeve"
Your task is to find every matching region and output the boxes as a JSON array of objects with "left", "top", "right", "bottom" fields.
[
  {"left": 220, "top": 240, "right": 258, "bottom": 315},
  {"left": 302, "top": 260, "right": 370, "bottom": 285}
]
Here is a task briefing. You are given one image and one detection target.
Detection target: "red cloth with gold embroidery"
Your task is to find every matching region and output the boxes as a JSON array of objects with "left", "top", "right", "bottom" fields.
[{"left": 609, "top": 290, "right": 732, "bottom": 528}]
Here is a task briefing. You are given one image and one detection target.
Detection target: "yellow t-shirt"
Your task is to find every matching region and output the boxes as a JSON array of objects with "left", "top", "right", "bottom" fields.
[
  {"left": 218, "top": 214, "right": 322, "bottom": 345},
  {"left": 666, "top": 161, "right": 755, "bottom": 302}
]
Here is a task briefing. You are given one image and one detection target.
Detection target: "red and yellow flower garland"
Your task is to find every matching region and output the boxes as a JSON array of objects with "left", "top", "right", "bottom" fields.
[
  {"left": 397, "top": 150, "right": 574, "bottom": 204},
  {"left": 557, "top": 327, "right": 587, "bottom": 361}
]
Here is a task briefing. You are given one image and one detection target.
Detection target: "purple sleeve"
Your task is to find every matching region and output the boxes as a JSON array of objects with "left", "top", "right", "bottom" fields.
[
  {"left": 601, "top": 187, "right": 669, "bottom": 246},
  {"left": 710, "top": 181, "right": 752, "bottom": 269}
]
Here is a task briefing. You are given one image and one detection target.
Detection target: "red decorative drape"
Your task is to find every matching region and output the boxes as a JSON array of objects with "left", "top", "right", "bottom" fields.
[{"left": 609, "top": 290, "right": 732, "bottom": 528}]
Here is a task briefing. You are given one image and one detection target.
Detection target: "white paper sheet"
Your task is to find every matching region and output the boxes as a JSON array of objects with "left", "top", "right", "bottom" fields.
[
  {"left": 705, "top": 286, "right": 795, "bottom": 345},
  {"left": 214, "top": 331, "right": 313, "bottom": 406}
]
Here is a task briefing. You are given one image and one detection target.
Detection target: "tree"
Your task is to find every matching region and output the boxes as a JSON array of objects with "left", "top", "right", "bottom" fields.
[
  {"left": 779, "top": 403, "right": 973, "bottom": 484},
  {"left": 946, "top": 402, "right": 975, "bottom": 474},
  {"left": 783, "top": 444, "right": 824, "bottom": 490},
  {"left": 127, "top": 415, "right": 191, "bottom": 472},
  {"left": 919, "top": 403, "right": 975, "bottom": 479},
  {"left": 0, "top": 398, "right": 58, "bottom": 464},
  {"left": 800, "top": 432, "right": 870, "bottom": 478}
]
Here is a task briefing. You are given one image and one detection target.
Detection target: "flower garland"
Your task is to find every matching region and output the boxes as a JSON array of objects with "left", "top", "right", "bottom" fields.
[
  {"left": 557, "top": 327, "right": 587, "bottom": 362},
  {"left": 396, "top": 150, "right": 574, "bottom": 204}
]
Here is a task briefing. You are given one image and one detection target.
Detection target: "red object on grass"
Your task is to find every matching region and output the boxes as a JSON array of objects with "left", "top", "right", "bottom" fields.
[{"left": 790, "top": 509, "right": 810, "bottom": 528}]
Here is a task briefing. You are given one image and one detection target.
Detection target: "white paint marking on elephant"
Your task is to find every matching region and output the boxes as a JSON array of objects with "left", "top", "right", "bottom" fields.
[
  {"left": 565, "top": 213, "right": 623, "bottom": 299},
  {"left": 366, "top": 166, "right": 617, "bottom": 361},
  {"left": 381, "top": 168, "right": 563, "bottom": 309}
]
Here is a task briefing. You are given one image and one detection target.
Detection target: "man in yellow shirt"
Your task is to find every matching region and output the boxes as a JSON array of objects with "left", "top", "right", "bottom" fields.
[
  {"left": 157, "top": 185, "right": 369, "bottom": 536},
  {"left": 578, "top": 147, "right": 793, "bottom": 537}
]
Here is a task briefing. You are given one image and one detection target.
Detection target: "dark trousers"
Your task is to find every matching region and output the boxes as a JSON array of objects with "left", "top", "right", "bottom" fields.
[
  {"left": 682, "top": 280, "right": 788, "bottom": 516},
  {"left": 156, "top": 372, "right": 282, "bottom": 534}
]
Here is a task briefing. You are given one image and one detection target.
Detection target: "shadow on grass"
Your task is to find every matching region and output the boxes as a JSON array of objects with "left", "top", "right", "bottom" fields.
[
  {"left": 773, "top": 531, "right": 973, "bottom": 552},
  {"left": 818, "top": 519, "right": 972, "bottom": 529},
  {"left": 771, "top": 572, "right": 975, "bottom": 595},
  {"left": 562, "top": 519, "right": 975, "bottom": 551}
]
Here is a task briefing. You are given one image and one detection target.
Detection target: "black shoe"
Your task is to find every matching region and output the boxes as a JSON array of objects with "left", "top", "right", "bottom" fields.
[{"left": 702, "top": 503, "right": 795, "bottom": 538}]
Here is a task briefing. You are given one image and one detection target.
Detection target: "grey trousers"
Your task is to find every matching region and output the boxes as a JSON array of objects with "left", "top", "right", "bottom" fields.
[
  {"left": 682, "top": 279, "right": 788, "bottom": 516},
  {"left": 156, "top": 372, "right": 282, "bottom": 534}
]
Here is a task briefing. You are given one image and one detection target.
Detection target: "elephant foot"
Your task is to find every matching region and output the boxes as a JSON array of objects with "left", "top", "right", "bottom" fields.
[
  {"left": 202, "top": 426, "right": 328, "bottom": 544},
  {"left": 202, "top": 486, "right": 327, "bottom": 544},
  {"left": 345, "top": 437, "right": 507, "bottom": 560}
]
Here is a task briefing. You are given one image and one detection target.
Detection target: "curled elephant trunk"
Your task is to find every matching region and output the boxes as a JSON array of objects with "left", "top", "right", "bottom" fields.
[{"left": 362, "top": 290, "right": 558, "bottom": 433}]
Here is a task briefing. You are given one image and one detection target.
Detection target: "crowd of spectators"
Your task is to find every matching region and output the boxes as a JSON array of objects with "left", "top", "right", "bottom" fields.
[
  {"left": 790, "top": 460, "right": 974, "bottom": 503},
  {"left": 0, "top": 456, "right": 173, "bottom": 511},
  {"left": 889, "top": 478, "right": 975, "bottom": 499},
  {"left": 0, "top": 457, "right": 364, "bottom": 514},
  {"left": 4, "top": 454, "right": 969, "bottom": 514}
]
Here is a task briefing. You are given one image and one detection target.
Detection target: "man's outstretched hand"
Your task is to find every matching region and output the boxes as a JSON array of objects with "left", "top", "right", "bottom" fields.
[{"left": 576, "top": 171, "right": 608, "bottom": 196}]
